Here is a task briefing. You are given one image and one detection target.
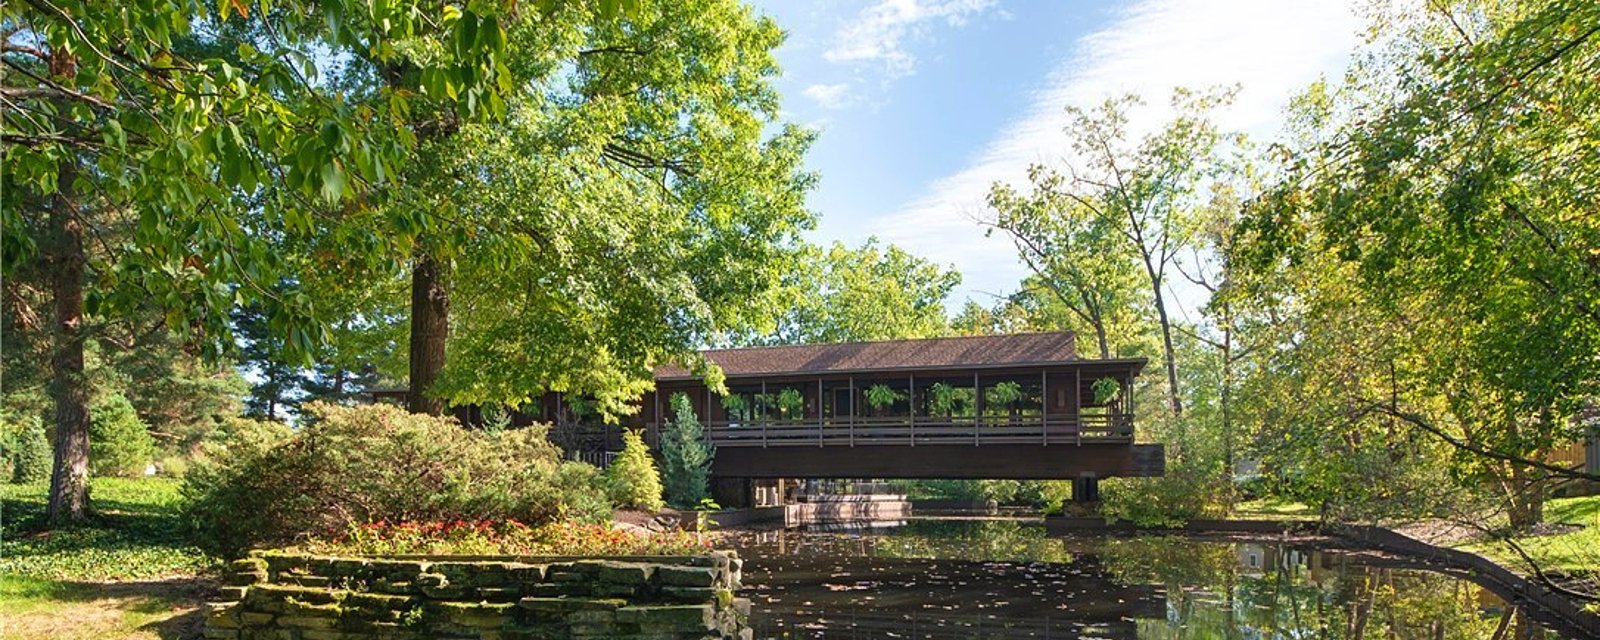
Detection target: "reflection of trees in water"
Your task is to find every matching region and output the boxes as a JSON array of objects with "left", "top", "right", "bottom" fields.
[
  {"left": 1102, "top": 540, "right": 1516, "bottom": 640},
  {"left": 737, "top": 527, "right": 1563, "bottom": 640},
  {"left": 870, "top": 520, "right": 1076, "bottom": 564}
]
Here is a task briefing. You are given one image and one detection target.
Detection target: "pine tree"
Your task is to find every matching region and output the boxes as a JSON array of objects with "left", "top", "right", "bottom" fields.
[{"left": 661, "top": 393, "right": 714, "bottom": 508}]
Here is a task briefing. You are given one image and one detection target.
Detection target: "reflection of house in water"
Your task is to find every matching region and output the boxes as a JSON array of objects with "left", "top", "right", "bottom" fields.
[
  {"left": 1234, "top": 543, "right": 1336, "bottom": 583},
  {"left": 739, "top": 530, "right": 1163, "bottom": 640}
]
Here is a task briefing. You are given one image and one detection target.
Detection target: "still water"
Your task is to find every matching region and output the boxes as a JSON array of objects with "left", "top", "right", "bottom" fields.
[{"left": 727, "top": 520, "right": 1575, "bottom": 640}]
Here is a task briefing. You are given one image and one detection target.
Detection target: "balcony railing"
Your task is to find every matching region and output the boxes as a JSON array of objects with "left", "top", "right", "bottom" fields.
[{"left": 701, "top": 414, "right": 1133, "bottom": 448}]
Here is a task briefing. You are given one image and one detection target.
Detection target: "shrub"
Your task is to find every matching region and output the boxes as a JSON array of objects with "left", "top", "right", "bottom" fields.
[
  {"left": 605, "top": 429, "right": 663, "bottom": 511},
  {"left": 4, "top": 416, "right": 51, "bottom": 484},
  {"left": 180, "top": 402, "right": 609, "bottom": 556},
  {"left": 660, "top": 393, "right": 713, "bottom": 508},
  {"left": 307, "top": 519, "right": 714, "bottom": 556},
  {"left": 90, "top": 394, "right": 155, "bottom": 477}
]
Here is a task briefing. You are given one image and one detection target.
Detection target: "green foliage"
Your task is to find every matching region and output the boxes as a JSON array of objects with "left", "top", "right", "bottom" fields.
[
  {"left": 1101, "top": 413, "right": 1231, "bottom": 527},
  {"left": 1228, "top": 0, "right": 1600, "bottom": 529},
  {"left": 1091, "top": 377, "right": 1121, "bottom": 406},
  {"left": 3, "top": 417, "right": 50, "bottom": 484},
  {"left": 660, "top": 393, "right": 714, "bottom": 509},
  {"left": 774, "top": 388, "right": 805, "bottom": 417},
  {"left": 864, "top": 384, "right": 904, "bottom": 412},
  {"left": 1, "top": 478, "right": 217, "bottom": 581},
  {"left": 180, "top": 403, "right": 607, "bottom": 556},
  {"left": 417, "top": 0, "right": 818, "bottom": 417},
  {"left": 926, "top": 382, "right": 960, "bottom": 417},
  {"left": 756, "top": 238, "right": 960, "bottom": 345},
  {"left": 88, "top": 395, "right": 154, "bottom": 478},
  {"left": 604, "top": 429, "right": 664, "bottom": 512},
  {"left": 985, "top": 381, "right": 1023, "bottom": 410},
  {"left": 308, "top": 519, "right": 714, "bottom": 557},
  {"left": 1, "top": 0, "right": 521, "bottom": 365}
]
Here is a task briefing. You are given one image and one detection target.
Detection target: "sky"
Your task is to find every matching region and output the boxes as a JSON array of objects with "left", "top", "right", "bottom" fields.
[{"left": 748, "top": 0, "right": 1369, "bottom": 315}]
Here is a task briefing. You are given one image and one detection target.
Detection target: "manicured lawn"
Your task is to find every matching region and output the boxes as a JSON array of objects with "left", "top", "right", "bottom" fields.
[
  {"left": 1459, "top": 494, "right": 1600, "bottom": 576},
  {"left": 1, "top": 478, "right": 217, "bottom": 639}
]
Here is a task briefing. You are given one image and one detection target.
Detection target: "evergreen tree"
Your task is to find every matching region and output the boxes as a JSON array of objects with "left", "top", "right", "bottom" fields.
[
  {"left": 89, "top": 394, "right": 155, "bottom": 478},
  {"left": 661, "top": 393, "right": 714, "bottom": 508},
  {"left": 605, "top": 429, "right": 664, "bottom": 512}
]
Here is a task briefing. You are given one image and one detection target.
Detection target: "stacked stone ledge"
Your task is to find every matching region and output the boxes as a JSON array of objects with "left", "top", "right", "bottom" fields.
[{"left": 203, "top": 550, "right": 750, "bottom": 640}]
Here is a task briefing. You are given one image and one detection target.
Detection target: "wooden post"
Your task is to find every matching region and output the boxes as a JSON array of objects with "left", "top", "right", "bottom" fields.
[
  {"left": 848, "top": 376, "right": 855, "bottom": 447},
  {"left": 817, "top": 377, "right": 824, "bottom": 447},
  {"left": 1073, "top": 368, "right": 1081, "bottom": 446},
  {"left": 973, "top": 372, "right": 982, "bottom": 446},
  {"left": 909, "top": 374, "right": 916, "bottom": 447},
  {"left": 760, "top": 380, "right": 768, "bottom": 447},
  {"left": 1041, "top": 369, "right": 1048, "bottom": 446}
]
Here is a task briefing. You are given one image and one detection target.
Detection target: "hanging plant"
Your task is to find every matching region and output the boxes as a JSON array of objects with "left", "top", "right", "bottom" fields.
[
  {"left": 1092, "top": 377, "right": 1121, "bottom": 405},
  {"left": 985, "top": 381, "right": 1023, "bottom": 409},
  {"left": 720, "top": 394, "right": 747, "bottom": 421},
  {"left": 865, "top": 384, "right": 904, "bottom": 412},
  {"left": 775, "top": 388, "right": 805, "bottom": 417},
  {"left": 928, "top": 382, "right": 958, "bottom": 416}
]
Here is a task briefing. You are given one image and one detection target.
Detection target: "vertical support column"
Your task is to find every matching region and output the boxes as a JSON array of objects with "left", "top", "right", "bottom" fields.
[
  {"left": 1072, "top": 475, "right": 1100, "bottom": 503},
  {"left": 1072, "top": 368, "right": 1081, "bottom": 445},
  {"left": 973, "top": 372, "right": 982, "bottom": 446},
  {"left": 848, "top": 376, "right": 855, "bottom": 446},
  {"left": 909, "top": 374, "right": 916, "bottom": 447},
  {"left": 817, "top": 377, "right": 824, "bottom": 447},
  {"left": 1041, "top": 369, "right": 1048, "bottom": 446}
]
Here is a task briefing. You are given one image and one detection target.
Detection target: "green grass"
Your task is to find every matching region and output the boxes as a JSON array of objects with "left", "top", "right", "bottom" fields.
[
  {"left": 0, "top": 478, "right": 217, "bottom": 639},
  {"left": 1233, "top": 497, "right": 1316, "bottom": 521},
  {"left": 1459, "top": 494, "right": 1600, "bottom": 575},
  {"left": 2, "top": 477, "right": 218, "bottom": 581}
]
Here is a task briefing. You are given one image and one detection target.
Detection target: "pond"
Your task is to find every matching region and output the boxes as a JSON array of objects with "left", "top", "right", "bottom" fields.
[{"left": 727, "top": 520, "right": 1576, "bottom": 640}]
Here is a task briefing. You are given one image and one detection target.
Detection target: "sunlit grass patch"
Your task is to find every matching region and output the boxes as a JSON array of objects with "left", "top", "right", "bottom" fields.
[
  {"left": 1, "top": 478, "right": 218, "bottom": 581},
  {"left": 1459, "top": 494, "right": 1600, "bottom": 576},
  {"left": 1233, "top": 497, "right": 1315, "bottom": 521},
  {"left": 0, "top": 574, "right": 206, "bottom": 640}
]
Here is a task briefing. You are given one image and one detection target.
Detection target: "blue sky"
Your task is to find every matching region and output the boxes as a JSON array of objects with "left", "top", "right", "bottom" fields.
[{"left": 748, "top": 0, "right": 1366, "bottom": 316}]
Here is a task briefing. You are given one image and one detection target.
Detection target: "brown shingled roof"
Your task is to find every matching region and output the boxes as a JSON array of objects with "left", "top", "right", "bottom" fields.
[{"left": 655, "top": 332, "right": 1080, "bottom": 380}]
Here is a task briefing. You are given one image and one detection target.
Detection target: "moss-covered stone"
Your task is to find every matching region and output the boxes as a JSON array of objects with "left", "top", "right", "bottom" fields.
[{"left": 210, "top": 552, "right": 745, "bottom": 640}]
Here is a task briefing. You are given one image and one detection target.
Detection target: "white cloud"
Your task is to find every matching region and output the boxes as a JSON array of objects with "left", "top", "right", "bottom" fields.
[
  {"left": 803, "top": 83, "right": 854, "bottom": 109},
  {"left": 825, "top": 0, "right": 1000, "bottom": 75},
  {"left": 870, "top": 0, "right": 1367, "bottom": 303}
]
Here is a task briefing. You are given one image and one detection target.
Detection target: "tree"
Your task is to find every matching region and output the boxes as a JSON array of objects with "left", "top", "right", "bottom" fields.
[
  {"left": 755, "top": 238, "right": 960, "bottom": 346},
  {"left": 660, "top": 393, "right": 713, "bottom": 508},
  {"left": 605, "top": 429, "right": 664, "bottom": 512},
  {"left": 987, "top": 166, "right": 1146, "bottom": 358},
  {"left": 995, "top": 89, "right": 1240, "bottom": 415},
  {"left": 1234, "top": 0, "right": 1600, "bottom": 528},
  {"left": 88, "top": 393, "right": 153, "bottom": 477},
  {"left": 3, "top": 0, "right": 520, "bottom": 524},
  {"left": 345, "top": 0, "right": 819, "bottom": 418}
]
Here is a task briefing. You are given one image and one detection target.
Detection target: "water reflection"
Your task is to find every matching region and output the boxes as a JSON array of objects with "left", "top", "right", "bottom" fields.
[{"left": 729, "top": 520, "right": 1571, "bottom": 640}]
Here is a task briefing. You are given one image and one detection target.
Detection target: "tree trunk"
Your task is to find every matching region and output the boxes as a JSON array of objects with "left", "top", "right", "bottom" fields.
[
  {"left": 46, "top": 160, "right": 91, "bottom": 526},
  {"left": 1504, "top": 463, "right": 1546, "bottom": 530},
  {"left": 408, "top": 248, "right": 449, "bottom": 415},
  {"left": 1092, "top": 318, "right": 1110, "bottom": 360},
  {"left": 1150, "top": 281, "right": 1183, "bottom": 416}
]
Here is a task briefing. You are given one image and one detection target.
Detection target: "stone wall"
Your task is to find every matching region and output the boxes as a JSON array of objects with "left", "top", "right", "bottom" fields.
[{"left": 203, "top": 550, "right": 750, "bottom": 640}]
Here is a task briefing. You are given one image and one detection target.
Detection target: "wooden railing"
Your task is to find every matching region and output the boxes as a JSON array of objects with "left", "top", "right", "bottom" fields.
[{"left": 701, "top": 414, "right": 1133, "bottom": 448}]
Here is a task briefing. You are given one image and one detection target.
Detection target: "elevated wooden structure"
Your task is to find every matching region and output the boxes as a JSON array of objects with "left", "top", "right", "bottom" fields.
[{"left": 526, "top": 332, "right": 1161, "bottom": 507}]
